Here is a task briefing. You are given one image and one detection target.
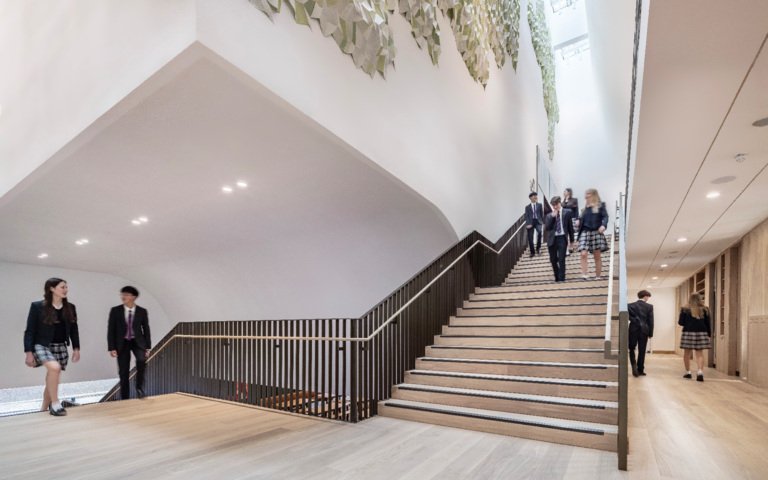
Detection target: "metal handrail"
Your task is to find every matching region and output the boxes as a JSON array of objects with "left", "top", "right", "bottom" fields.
[
  {"left": 604, "top": 200, "right": 620, "bottom": 343},
  {"left": 141, "top": 222, "right": 527, "bottom": 361}
]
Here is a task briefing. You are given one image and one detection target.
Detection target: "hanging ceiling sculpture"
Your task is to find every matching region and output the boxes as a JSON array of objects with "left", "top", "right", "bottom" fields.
[
  {"left": 527, "top": 0, "right": 559, "bottom": 160},
  {"left": 247, "top": 0, "right": 521, "bottom": 86},
  {"left": 247, "top": 0, "right": 555, "bottom": 155},
  {"left": 248, "top": 0, "right": 397, "bottom": 78}
]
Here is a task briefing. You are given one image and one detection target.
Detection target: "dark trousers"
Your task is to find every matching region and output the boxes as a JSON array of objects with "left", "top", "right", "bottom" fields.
[
  {"left": 628, "top": 328, "right": 649, "bottom": 374},
  {"left": 547, "top": 235, "right": 568, "bottom": 281},
  {"left": 527, "top": 221, "right": 542, "bottom": 254},
  {"left": 117, "top": 339, "right": 146, "bottom": 400}
]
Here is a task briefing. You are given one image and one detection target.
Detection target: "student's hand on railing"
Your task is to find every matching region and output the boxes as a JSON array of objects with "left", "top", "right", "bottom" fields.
[{"left": 24, "top": 352, "right": 35, "bottom": 367}]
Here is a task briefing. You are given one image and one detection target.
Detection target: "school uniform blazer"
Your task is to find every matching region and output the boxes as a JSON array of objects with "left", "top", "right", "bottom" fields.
[
  {"left": 627, "top": 300, "right": 654, "bottom": 337},
  {"left": 543, "top": 210, "right": 575, "bottom": 247},
  {"left": 23, "top": 301, "right": 80, "bottom": 352},
  {"left": 107, "top": 305, "right": 152, "bottom": 352},
  {"left": 578, "top": 202, "right": 609, "bottom": 238},
  {"left": 525, "top": 203, "right": 544, "bottom": 226}
]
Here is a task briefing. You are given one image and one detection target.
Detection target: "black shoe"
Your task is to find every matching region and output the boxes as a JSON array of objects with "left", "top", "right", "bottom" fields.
[
  {"left": 137, "top": 388, "right": 145, "bottom": 399},
  {"left": 49, "top": 405, "right": 67, "bottom": 416},
  {"left": 683, "top": 373, "right": 692, "bottom": 379},
  {"left": 530, "top": 254, "right": 535, "bottom": 258},
  {"left": 696, "top": 374, "right": 704, "bottom": 382},
  {"left": 632, "top": 368, "right": 639, "bottom": 377},
  {"left": 61, "top": 400, "right": 78, "bottom": 408},
  {"left": 640, "top": 372, "right": 647, "bottom": 376}
]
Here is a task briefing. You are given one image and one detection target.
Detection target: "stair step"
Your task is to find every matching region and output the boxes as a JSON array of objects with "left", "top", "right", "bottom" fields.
[
  {"left": 475, "top": 284, "right": 608, "bottom": 295},
  {"left": 378, "top": 399, "right": 617, "bottom": 451},
  {"left": 404, "top": 370, "right": 618, "bottom": 401},
  {"left": 425, "top": 345, "right": 612, "bottom": 364},
  {"left": 504, "top": 277, "right": 610, "bottom": 286},
  {"left": 442, "top": 324, "right": 605, "bottom": 337},
  {"left": 465, "top": 294, "right": 606, "bottom": 307},
  {"left": 415, "top": 357, "right": 617, "bottom": 381},
  {"left": 391, "top": 384, "right": 618, "bottom": 423},
  {"left": 434, "top": 335, "right": 603, "bottom": 349},
  {"left": 449, "top": 315, "right": 604, "bottom": 326},
  {"left": 457, "top": 305, "right": 605, "bottom": 316}
]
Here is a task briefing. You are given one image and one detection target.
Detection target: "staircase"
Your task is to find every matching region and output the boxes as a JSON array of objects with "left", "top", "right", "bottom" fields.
[{"left": 379, "top": 245, "right": 620, "bottom": 451}]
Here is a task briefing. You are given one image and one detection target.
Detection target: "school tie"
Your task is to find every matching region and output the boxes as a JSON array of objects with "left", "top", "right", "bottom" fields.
[
  {"left": 126, "top": 311, "right": 134, "bottom": 341},
  {"left": 556, "top": 213, "right": 562, "bottom": 235}
]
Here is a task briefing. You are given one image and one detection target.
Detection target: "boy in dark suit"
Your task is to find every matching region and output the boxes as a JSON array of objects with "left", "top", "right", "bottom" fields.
[
  {"left": 107, "top": 286, "right": 151, "bottom": 399},
  {"left": 627, "top": 290, "right": 654, "bottom": 377},
  {"left": 524, "top": 192, "right": 544, "bottom": 257},
  {"left": 544, "top": 196, "right": 575, "bottom": 282}
]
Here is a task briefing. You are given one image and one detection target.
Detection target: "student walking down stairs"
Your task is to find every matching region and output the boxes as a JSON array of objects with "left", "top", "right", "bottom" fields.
[{"left": 379, "top": 242, "right": 620, "bottom": 451}]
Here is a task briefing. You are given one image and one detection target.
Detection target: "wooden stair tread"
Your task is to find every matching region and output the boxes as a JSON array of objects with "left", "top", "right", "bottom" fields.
[
  {"left": 380, "top": 399, "right": 619, "bottom": 435},
  {"left": 418, "top": 357, "right": 617, "bottom": 370},
  {"left": 408, "top": 369, "right": 618, "bottom": 388},
  {"left": 428, "top": 345, "right": 604, "bottom": 353},
  {"left": 395, "top": 384, "right": 619, "bottom": 409}
]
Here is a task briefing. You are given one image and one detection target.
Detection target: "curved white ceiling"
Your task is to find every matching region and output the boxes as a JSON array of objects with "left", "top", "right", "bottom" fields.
[{"left": 0, "top": 45, "right": 458, "bottom": 322}]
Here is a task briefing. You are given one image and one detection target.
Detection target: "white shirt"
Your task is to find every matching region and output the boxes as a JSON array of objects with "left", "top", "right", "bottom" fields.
[{"left": 124, "top": 306, "right": 135, "bottom": 322}]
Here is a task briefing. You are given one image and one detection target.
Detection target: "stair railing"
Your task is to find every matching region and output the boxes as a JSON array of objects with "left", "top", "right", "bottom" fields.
[{"left": 102, "top": 217, "right": 529, "bottom": 423}]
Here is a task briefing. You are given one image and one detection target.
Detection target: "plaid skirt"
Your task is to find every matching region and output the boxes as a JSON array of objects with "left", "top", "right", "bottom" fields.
[
  {"left": 578, "top": 230, "right": 608, "bottom": 253},
  {"left": 33, "top": 343, "right": 69, "bottom": 370},
  {"left": 680, "top": 331, "right": 710, "bottom": 350}
]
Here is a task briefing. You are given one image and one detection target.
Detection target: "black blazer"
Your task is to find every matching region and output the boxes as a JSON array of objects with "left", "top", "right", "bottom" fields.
[
  {"left": 543, "top": 210, "right": 575, "bottom": 246},
  {"left": 678, "top": 308, "right": 711, "bottom": 336},
  {"left": 628, "top": 300, "right": 654, "bottom": 337},
  {"left": 525, "top": 203, "right": 544, "bottom": 226},
  {"left": 579, "top": 202, "right": 609, "bottom": 234},
  {"left": 24, "top": 301, "right": 80, "bottom": 352},
  {"left": 107, "top": 305, "right": 152, "bottom": 351},
  {"left": 563, "top": 197, "right": 579, "bottom": 217}
]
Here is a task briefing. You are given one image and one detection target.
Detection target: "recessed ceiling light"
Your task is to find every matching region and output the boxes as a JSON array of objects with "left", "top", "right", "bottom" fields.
[
  {"left": 652, "top": 276, "right": 658, "bottom": 280},
  {"left": 712, "top": 175, "right": 736, "bottom": 184},
  {"left": 676, "top": 237, "right": 687, "bottom": 243},
  {"left": 753, "top": 116, "right": 768, "bottom": 127},
  {"left": 37, "top": 253, "right": 48, "bottom": 259},
  {"left": 138, "top": 216, "right": 148, "bottom": 223},
  {"left": 647, "top": 285, "right": 653, "bottom": 289},
  {"left": 706, "top": 191, "right": 720, "bottom": 199},
  {"left": 131, "top": 219, "right": 142, "bottom": 226},
  {"left": 661, "top": 264, "right": 668, "bottom": 268},
  {"left": 75, "top": 238, "right": 89, "bottom": 246},
  {"left": 222, "top": 186, "right": 233, "bottom": 193},
  {"left": 236, "top": 181, "right": 248, "bottom": 189}
]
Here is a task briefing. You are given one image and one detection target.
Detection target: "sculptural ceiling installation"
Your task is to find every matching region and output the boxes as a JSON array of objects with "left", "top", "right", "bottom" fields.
[{"left": 247, "top": 0, "right": 557, "bottom": 157}]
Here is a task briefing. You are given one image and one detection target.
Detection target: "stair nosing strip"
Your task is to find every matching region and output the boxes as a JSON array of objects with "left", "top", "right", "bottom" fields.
[
  {"left": 408, "top": 370, "right": 618, "bottom": 388},
  {"left": 428, "top": 346, "right": 605, "bottom": 353},
  {"left": 418, "top": 357, "right": 615, "bottom": 369},
  {"left": 381, "top": 400, "right": 615, "bottom": 435},
  {"left": 395, "top": 384, "right": 618, "bottom": 409}
]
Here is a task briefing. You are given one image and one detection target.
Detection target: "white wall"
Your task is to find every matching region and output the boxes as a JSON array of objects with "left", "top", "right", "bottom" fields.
[
  {"left": 0, "top": 0, "right": 196, "bottom": 198},
  {"left": 646, "top": 287, "right": 677, "bottom": 352},
  {"left": 196, "top": 0, "right": 550, "bottom": 240},
  {"left": 0, "top": 262, "right": 172, "bottom": 388}
]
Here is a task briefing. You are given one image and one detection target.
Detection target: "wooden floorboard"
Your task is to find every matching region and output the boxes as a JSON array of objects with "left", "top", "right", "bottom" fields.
[{"left": 1, "top": 354, "right": 766, "bottom": 479}]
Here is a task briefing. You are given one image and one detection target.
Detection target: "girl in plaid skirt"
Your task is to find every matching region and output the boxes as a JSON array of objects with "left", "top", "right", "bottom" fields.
[
  {"left": 23, "top": 278, "right": 81, "bottom": 416},
  {"left": 577, "top": 188, "right": 609, "bottom": 279},
  {"left": 678, "top": 293, "right": 711, "bottom": 382}
]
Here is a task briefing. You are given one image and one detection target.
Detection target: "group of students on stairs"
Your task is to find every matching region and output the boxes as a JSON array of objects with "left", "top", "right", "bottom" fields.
[
  {"left": 524, "top": 187, "right": 610, "bottom": 284},
  {"left": 380, "top": 189, "right": 620, "bottom": 451}
]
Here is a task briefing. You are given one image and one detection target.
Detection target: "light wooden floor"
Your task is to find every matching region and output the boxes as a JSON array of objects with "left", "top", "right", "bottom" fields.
[{"left": 1, "top": 354, "right": 765, "bottom": 480}]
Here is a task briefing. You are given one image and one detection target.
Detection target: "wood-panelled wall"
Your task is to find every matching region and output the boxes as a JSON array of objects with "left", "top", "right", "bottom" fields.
[{"left": 739, "top": 217, "right": 768, "bottom": 387}]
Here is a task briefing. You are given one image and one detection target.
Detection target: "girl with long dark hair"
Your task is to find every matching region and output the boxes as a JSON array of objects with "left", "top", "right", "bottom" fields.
[{"left": 23, "top": 278, "right": 81, "bottom": 416}]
